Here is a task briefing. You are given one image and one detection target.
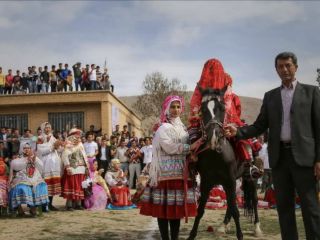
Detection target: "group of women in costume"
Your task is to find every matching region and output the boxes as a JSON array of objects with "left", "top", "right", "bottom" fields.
[{"left": 0, "top": 123, "right": 133, "bottom": 216}]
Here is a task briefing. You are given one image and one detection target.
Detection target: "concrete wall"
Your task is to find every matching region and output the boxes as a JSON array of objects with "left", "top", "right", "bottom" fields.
[{"left": 0, "top": 91, "right": 142, "bottom": 136}]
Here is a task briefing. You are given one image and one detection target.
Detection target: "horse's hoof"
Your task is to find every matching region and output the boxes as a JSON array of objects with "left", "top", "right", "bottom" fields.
[
  {"left": 254, "top": 222, "right": 263, "bottom": 237},
  {"left": 217, "top": 224, "right": 226, "bottom": 234},
  {"left": 187, "top": 232, "right": 196, "bottom": 240},
  {"left": 225, "top": 223, "right": 231, "bottom": 232}
]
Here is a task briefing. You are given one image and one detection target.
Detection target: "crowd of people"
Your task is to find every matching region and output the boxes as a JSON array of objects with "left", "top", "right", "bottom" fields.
[
  {"left": 0, "top": 62, "right": 114, "bottom": 95},
  {"left": 1, "top": 51, "right": 319, "bottom": 240},
  {"left": 0, "top": 123, "right": 153, "bottom": 216}
]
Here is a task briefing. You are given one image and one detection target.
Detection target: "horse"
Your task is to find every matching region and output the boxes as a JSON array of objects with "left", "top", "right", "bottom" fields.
[{"left": 187, "top": 85, "right": 262, "bottom": 240}]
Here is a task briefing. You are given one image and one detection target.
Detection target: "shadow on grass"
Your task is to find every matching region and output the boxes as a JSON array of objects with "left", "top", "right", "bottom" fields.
[{"left": 43, "top": 229, "right": 160, "bottom": 240}]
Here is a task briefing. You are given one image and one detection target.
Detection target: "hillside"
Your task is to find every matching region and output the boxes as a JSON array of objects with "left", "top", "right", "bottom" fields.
[{"left": 119, "top": 93, "right": 262, "bottom": 135}]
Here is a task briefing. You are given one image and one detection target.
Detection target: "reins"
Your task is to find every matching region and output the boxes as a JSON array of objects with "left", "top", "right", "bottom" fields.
[{"left": 193, "top": 117, "right": 225, "bottom": 155}]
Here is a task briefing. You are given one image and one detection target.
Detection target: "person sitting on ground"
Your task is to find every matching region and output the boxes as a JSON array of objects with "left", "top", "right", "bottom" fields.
[
  {"left": 9, "top": 143, "right": 49, "bottom": 217},
  {"left": 105, "top": 158, "right": 132, "bottom": 207},
  {"left": 84, "top": 160, "right": 111, "bottom": 210}
]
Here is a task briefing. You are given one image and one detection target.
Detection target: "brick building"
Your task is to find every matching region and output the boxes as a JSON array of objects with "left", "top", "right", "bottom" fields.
[{"left": 0, "top": 91, "right": 142, "bottom": 136}]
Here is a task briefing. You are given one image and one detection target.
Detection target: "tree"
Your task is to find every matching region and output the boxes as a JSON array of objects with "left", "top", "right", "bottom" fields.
[{"left": 133, "top": 72, "right": 190, "bottom": 135}]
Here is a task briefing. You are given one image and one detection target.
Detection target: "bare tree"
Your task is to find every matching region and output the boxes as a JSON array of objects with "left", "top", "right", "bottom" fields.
[
  {"left": 317, "top": 68, "right": 320, "bottom": 88},
  {"left": 133, "top": 72, "right": 190, "bottom": 135}
]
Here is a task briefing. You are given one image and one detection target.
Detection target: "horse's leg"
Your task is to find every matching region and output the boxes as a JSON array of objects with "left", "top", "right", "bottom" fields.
[
  {"left": 188, "top": 182, "right": 211, "bottom": 240},
  {"left": 252, "top": 181, "right": 263, "bottom": 237},
  {"left": 224, "top": 182, "right": 243, "bottom": 240},
  {"left": 223, "top": 205, "right": 231, "bottom": 225},
  {"left": 217, "top": 206, "right": 232, "bottom": 234}
]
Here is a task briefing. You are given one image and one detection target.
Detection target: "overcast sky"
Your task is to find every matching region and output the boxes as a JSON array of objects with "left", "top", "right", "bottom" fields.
[{"left": 1, "top": 1, "right": 319, "bottom": 98}]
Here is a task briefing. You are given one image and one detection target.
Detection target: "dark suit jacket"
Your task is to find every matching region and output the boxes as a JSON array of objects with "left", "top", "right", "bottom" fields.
[
  {"left": 97, "top": 145, "right": 112, "bottom": 163},
  {"left": 237, "top": 82, "right": 320, "bottom": 168}
]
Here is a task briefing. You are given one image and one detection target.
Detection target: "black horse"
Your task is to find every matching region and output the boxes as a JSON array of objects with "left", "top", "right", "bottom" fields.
[{"left": 187, "top": 86, "right": 262, "bottom": 240}]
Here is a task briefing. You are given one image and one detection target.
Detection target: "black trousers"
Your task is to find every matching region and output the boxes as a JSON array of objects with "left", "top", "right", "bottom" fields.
[
  {"left": 98, "top": 160, "right": 109, "bottom": 179},
  {"left": 272, "top": 146, "right": 320, "bottom": 240}
]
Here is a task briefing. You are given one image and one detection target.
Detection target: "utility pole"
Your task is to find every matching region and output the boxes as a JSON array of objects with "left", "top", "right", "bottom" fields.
[{"left": 317, "top": 68, "right": 320, "bottom": 88}]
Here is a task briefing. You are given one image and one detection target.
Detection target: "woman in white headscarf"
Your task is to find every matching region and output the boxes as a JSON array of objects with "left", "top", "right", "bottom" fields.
[
  {"left": 105, "top": 158, "right": 132, "bottom": 207},
  {"left": 9, "top": 143, "right": 49, "bottom": 217},
  {"left": 36, "top": 122, "right": 63, "bottom": 211}
]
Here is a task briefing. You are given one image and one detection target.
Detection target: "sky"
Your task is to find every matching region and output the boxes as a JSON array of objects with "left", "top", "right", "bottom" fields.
[{"left": 0, "top": 1, "right": 320, "bottom": 98}]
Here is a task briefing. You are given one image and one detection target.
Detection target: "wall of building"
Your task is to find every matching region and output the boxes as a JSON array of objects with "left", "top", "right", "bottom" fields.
[
  {"left": 0, "top": 91, "right": 142, "bottom": 136},
  {"left": 1, "top": 103, "right": 100, "bottom": 133}
]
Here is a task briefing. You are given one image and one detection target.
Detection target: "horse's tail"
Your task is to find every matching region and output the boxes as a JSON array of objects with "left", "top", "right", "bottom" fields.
[{"left": 242, "top": 174, "right": 256, "bottom": 222}]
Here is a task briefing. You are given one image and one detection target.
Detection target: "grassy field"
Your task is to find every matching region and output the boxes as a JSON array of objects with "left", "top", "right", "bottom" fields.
[{"left": 0, "top": 197, "right": 306, "bottom": 240}]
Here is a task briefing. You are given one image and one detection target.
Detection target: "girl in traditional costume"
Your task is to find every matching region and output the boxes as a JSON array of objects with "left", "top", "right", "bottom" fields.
[
  {"left": 9, "top": 143, "right": 49, "bottom": 216},
  {"left": 36, "top": 122, "right": 63, "bottom": 211},
  {"left": 105, "top": 158, "right": 132, "bottom": 207},
  {"left": 84, "top": 160, "right": 110, "bottom": 210},
  {"left": 140, "top": 95, "right": 197, "bottom": 240}
]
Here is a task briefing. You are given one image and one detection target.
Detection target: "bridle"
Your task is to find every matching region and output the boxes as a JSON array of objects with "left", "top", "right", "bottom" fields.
[{"left": 194, "top": 97, "right": 226, "bottom": 154}]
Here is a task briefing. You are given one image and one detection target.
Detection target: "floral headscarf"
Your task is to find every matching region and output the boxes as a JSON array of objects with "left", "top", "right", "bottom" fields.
[
  {"left": 160, "top": 95, "right": 184, "bottom": 123},
  {"left": 153, "top": 95, "right": 184, "bottom": 132}
]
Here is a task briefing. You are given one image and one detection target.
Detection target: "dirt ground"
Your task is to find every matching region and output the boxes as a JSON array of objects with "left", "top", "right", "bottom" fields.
[{"left": 0, "top": 196, "right": 306, "bottom": 240}]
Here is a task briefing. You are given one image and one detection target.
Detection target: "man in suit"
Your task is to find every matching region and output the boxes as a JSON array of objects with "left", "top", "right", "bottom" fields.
[
  {"left": 225, "top": 52, "right": 320, "bottom": 240},
  {"left": 97, "top": 137, "right": 112, "bottom": 178}
]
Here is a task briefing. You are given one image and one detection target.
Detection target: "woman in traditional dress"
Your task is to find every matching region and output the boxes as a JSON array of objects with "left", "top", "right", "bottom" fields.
[
  {"left": 84, "top": 160, "right": 110, "bottom": 210},
  {"left": 140, "top": 95, "right": 197, "bottom": 240},
  {"left": 105, "top": 158, "right": 132, "bottom": 207},
  {"left": 61, "top": 128, "right": 88, "bottom": 210},
  {"left": 36, "top": 122, "right": 62, "bottom": 211},
  {"left": 9, "top": 143, "right": 49, "bottom": 216}
]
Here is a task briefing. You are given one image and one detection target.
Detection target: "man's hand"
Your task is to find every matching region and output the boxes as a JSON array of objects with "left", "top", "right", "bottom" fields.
[
  {"left": 314, "top": 162, "right": 320, "bottom": 180},
  {"left": 224, "top": 124, "right": 238, "bottom": 137}
]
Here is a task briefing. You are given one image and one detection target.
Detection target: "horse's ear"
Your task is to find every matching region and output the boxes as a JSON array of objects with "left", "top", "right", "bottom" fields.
[{"left": 197, "top": 83, "right": 205, "bottom": 95}]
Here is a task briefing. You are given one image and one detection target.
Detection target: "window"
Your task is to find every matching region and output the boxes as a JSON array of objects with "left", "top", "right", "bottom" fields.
[
  {"left": 0, "top": 114, "right": 28, "bottom": 132},
  {"left": 48, "top": 112, "right": 84, "bottom": 132}
]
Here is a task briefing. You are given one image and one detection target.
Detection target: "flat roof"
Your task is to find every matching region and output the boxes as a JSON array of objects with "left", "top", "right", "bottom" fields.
[{"left": 0, "top": 90, "right": 141, "bottom": 121}]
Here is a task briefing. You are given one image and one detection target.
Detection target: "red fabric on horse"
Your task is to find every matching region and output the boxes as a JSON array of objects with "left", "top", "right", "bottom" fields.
[{"left": 189, "top": 58, "right": 258, "bottom": 163}]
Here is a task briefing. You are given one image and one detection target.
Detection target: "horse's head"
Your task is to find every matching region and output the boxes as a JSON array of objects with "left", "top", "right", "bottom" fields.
[{"left": 198, "top": 84, "right": 227, "bottom": 151}]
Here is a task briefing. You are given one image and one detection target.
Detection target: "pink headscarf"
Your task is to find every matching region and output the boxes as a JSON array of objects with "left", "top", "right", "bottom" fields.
[
  {"left": 160, "top": 95, "right": 185, "bottom": 123},
  {"left": 153, "top": 95, "right": 184, "bottom": 132}
]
